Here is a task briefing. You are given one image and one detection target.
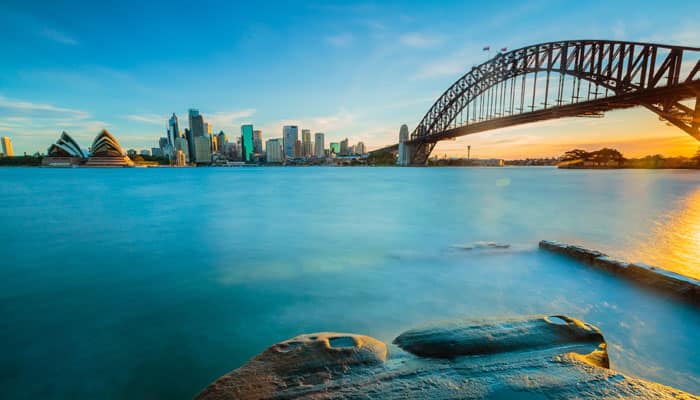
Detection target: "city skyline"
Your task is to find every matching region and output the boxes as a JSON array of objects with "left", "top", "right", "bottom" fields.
[{"left": 1, "top": 1, "right": 699, "bottom": 158}]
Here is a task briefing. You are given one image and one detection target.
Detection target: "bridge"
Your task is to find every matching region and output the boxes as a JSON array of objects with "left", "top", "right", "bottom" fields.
[{"left": 372, "top": 40, "right": 700, "bottom": 165}]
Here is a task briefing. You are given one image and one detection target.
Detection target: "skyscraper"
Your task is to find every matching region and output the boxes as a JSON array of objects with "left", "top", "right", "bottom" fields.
[
  {"left": 314, "top": 133, "right": 325, "bottom": 157},
  {"left": 339, "top": 138, "right": 349, "bottom": 155},
  {"left": 188, "top": 109, "right": 200, "bottom": 132},
  {"left": 168, "top": 113, "right": 180, "bottom": 146},
  {"left": 241, "top": 124, "right": 255, "bottom": 162},
  {"left": 282, "top": 125, "right": 298, "bottom": 158},
  {"left": 253, "top": 130, "right": 263, "bottom": 153},
  {"left": 398, "top": 124, "right": 410, "bottom": 165},
  {"left": 217, "top": 131, "right": 227, "bottom": 154},
  {"left": 294, "top": 140, "right": 302, "bottom": 158},
  {"left": 301, "top": 129, "right": 312, "bottom": 158},
  {"left": 1, "top": 136, "right": 13, "bottom": 157},
  {"left": 265, "top": 139, "right": 284, "bottom": 163},
  {"left": 356, "top": 142, "right": 366, "bottom": 155},
  {"left": 193, "top": 136, "right": 212, "bottom": 164}
]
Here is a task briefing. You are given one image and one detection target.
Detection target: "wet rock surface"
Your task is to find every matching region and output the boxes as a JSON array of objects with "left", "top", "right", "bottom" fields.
[
  {"left": 539, "top": 240, "right": 700, "bottom": 305},
  {"left": 194, "top": 315, "right": 696, "bottom": 399}
]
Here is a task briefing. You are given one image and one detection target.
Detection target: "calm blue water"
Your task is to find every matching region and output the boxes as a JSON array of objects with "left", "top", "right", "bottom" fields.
[{"left": 1, "top": 167, "right": 699, "bottom": 398}]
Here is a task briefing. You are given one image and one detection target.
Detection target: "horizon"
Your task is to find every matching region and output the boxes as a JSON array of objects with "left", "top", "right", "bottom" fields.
[{"left": 1, "top": 0, "right": 699, "bottom": 158}]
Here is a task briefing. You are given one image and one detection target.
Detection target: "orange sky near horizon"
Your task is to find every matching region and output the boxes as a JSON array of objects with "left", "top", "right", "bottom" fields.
[{"left": 432, "top": 107, "right": 700, "bottom": 160}]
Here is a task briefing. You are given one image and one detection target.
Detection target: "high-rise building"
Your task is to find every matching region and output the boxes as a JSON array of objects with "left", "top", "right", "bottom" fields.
[
  {"left": 329, "top": 142, "right": 340, "bottom": 154},
  {"left": 151, "top": 147, "right": 164, "bottom": 157},
  {"left": 217, "top": 131, "right": 227, "bottom": 153},
  {"left": 294, "top": 140, "right": 302, "bottom": 158},
  {"left": 356, "top": 142, "right": 366, "bottom": 155},
  {"left": 241, "top": 124, "right": 255, "bottom": 162},
  {"left": 168, "top": 113, "right": 180, "bottom": 146},
  {"left": 1, "top": 136, "right": 13, "bottom": 157},
  {"left": 174, "top": 136, "right": 190, "bottom": 163},
  {"left": 188, "top": 109, "right": 199, "bottom": 132},
  {"left": 282, "top": 125, "right": 298, "bottom": 158},
  {"left": 174, "top": 149, "right": 187, "bottom": 166},
  {"left": 265, "top": 139, "right": 284, "bottom": 163},
  {"left": 193, "top": 136, "right": 212, "bottom": 164},
  {"left": 253, "top": 130, "right": 263, "bottom": 153},
  {"left": 301, "top": 129, "right": 313, "bottom": 158},
  {"left": 314, "top": 133, "right": 325, "bottom": 157},
  {"left": 191, "top": 114, "right": 205, "bottom": 137},
  {"left": 185, "top": 128, "right": 195, "bottom": 162},
  {"left": 398, "top": 124, "right": 410, "bottom": 165},
  {"left": 339, "top": 138, "right": 349, "bottom": 155}
]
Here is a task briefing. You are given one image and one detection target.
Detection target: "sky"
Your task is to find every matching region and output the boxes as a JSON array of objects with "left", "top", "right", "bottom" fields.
[{"left": 1, "top": 0, "right": 699, "bottom": 158}]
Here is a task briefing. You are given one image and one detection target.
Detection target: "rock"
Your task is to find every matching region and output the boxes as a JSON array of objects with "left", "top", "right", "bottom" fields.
[
  {"left": 194, "top": 315, "right": 695, "bottom": 399},
  {"left": 539, "top": 240, "right": 700, "bottom": 305},
  {"left": 393, "top": 315, "right": 607, "bottom": 366},
  {"left": 451, "top": 241, "right": 511, "bottom": 251}
]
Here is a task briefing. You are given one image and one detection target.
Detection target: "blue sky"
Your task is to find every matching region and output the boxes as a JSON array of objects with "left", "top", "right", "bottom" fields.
[{"left": 1, "top": 0, "right": 699, "bottom": 157}]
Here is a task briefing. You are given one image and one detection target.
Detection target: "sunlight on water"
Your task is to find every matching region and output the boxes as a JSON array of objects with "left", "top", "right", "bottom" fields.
[{"left": 628, "top": 187, "right": 700, "bottom": 280}]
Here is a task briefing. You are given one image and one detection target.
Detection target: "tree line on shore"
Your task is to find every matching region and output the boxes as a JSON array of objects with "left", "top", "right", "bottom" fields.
[{"left": 559, "top": 147, "right": 700, "bottom": 169}]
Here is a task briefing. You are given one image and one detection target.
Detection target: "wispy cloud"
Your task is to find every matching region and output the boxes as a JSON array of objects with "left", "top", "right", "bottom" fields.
[
  {"left": 399, "top": 33, "right": 444, "bottom": 48},
  {"left": 41, "top": 27, "right": 79, "bottom": 45},
  {"left": 0, "top": 96, "right": 89, "bottom": 119},
  {"left": 325, "top": 33, "right": 354, "bottom": 47},
  {"left": 125, "top": 114, "right": 164, "bottom": 125},
  {"left": 207, "top": 109, "right": 257, "bottom": 129}
]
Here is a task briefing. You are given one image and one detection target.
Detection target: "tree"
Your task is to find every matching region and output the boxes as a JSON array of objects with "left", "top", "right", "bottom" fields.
[
  {"left": 694, "top": 148, "right": 700, "bottom": 166},
  {"left": 561, "top": 149, "right": 589, "bottom": 161}
]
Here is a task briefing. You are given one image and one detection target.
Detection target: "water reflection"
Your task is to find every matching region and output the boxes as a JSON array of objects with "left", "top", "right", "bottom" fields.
[{"left": 628, "top": 187, "right": 700, "bottom": 280}]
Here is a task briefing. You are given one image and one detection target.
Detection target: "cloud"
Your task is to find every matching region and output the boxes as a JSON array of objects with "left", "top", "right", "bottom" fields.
[
  {"left": 125, "top": 114, "right": 164, "bottom": 125},
  {"left": 325, "top": 33, "right": 354, "bottom": 47},
  {"left": 206, "top": 109, "right": 257, "bottom": 129},
  {"left": 41, "top": 27, "right": 78, "bottom": 45},
  {"left": 0, "top": 96, "right": 89, "bottom": 119},
  {"left": 399, "top": 33, "right": 444, "bottom": 48},
  {"left": 0, "top": 95, "right": 107, "bottom": 152}
]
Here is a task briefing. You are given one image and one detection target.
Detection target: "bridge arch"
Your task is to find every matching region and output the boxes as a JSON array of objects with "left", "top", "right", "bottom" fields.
[{"left": 389, "top": 40, "right": 700, "bottom": 165}]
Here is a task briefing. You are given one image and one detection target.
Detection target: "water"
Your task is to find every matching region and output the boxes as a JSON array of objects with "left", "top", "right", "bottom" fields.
[{"left": 0, "top": 167, "right": 699, "bottom": 398}]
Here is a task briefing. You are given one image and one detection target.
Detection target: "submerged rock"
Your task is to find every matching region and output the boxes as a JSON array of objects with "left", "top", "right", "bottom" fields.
[
  {"left": 194, "top": 315, "right": 694, "bottom": 399},
  {"left": 539, "top": 240, "right": 700, "bottom": 305},
  {"left": 451, "top": 241, "right": 511, "bottom": 251}
]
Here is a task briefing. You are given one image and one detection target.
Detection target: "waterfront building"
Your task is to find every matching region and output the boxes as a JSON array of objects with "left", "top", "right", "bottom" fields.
[
  {"left": 168, "top": 113, "right": 180, "bottom": 146},
  {"left": 210, "top": 133, "right": 219, "bottom": 153},
  {"left": 174, "top": 149, "right": 186, "bottom": 166},
  {"left": 185, "top": 128, "right": 195, "bottom": 163},
  {"left": 348, "top": 145, "right": 356, "bottom": 155},
  {"left": 151, "top": 147, "right": 163, "bottom": 157},
  {"left": 302, "top": 129, "right": 312, "bottom": 158},
  {"left": 294, "top": 140, "right": 302, "bottom": 158},
  {"left": 265, "top": 138, "right": 284, "bottom": 163},
  {"left": 253, "top": 130, "right": 263, "bottom": 153},
  {"left": 241, "top": 124, "right": 255, "bottom": 162},
  {"left": 340, "top": 138, "right": 349, "bottom": 155},
  {"left": 127, "top": 149, "right": 137, "bottom": 157},
  {"left": 217, "top": 131, "right": 227, "bottom": 153},
  {"left": 356, "top": 142, "right": 366, "bottom": 155},
  {"left": 85, "top": 130, "right": 134, "bottom": 167},
  {"left": 140, "top": 149, "right": 151, "bottom": 156},
  {"left": 398, "top": 124, "right": 410, "bottom": 165},
  {"left": 330, "top": 142, "right": 339, "bottom": 154},
  {"left": 1, "top": 136, "right": 13, "bottom": 157},
  {"left": 174, "top": 136, "right": 190, "bottom": 163},
  {"left": 188, "top": 109, "right": 199, "bottom": 132},
  {"left": 283, "top": 125, "right": 298, "bottom": 158},
  {"left": 43, "top": 131, "right": 85, "bottom": 166},
  {"left": 314, "top": 133, "right": 325, "bottom": 157},
  {"left": 193, "top": 136, "right": 212, "bottom": 164}
]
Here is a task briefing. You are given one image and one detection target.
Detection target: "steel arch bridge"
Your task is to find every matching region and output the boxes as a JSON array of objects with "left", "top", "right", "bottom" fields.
[{"left": 373, "top": 40, "right": 700, "bottom": 165}]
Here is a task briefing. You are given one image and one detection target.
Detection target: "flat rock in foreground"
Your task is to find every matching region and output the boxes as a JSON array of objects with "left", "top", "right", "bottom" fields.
[{"left": 195, "top": 315, "right": 696, "bottom": 399}]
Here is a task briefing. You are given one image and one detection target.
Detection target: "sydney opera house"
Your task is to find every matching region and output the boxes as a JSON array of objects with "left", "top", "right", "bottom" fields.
[{"left": 43, "top": 130, "right": 134, "bottom": 167}]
